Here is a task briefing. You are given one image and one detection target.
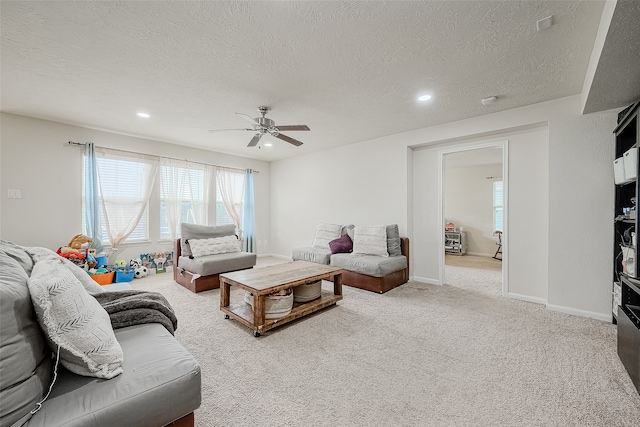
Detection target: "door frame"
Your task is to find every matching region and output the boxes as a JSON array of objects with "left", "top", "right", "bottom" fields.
[{"left": 437, "top": 140, "right": 509, "bottom": 296}]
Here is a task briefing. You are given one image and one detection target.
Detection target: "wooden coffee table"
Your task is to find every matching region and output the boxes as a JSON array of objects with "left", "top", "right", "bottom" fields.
[{"left": 219, "top": 261, "right": 343, "bottom": 336}]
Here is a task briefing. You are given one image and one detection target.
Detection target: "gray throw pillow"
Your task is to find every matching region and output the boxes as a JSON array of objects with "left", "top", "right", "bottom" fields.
[
  {"left": 180, "top": 223, "right": 236, "bottom": 257},
  {"left": 386, "top": 224, "right": 402, "bottom": 257},
  {"left": 342, "top": 224, "right": 355, "bottom": 241},
  {"left": 28, "top": 258, "right": 123, "bottom": 379}
]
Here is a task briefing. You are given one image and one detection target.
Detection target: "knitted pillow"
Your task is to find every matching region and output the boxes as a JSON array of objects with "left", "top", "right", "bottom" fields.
[
  {"left": 27, "top": 259, "right": 123, "bottom": 379},
  {"left": 189, "top": 235, "right": 241, "bottom": 257},
  {"left": 26, "top": 246, "right": 104, "bottom": 294},
  {"left": 312, "top": 222, "right": 342, "bottom": 249},
  {"left": 180, "top": 223, "right": 236, "bottom": 257},
  {"left": 353, "top": 225, "right": 389, "bottom": 257}
]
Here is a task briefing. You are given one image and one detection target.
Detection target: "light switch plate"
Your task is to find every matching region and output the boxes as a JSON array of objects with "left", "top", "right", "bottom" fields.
[{"left": 7, "top": 189, "right": 22, "bottom": 199}]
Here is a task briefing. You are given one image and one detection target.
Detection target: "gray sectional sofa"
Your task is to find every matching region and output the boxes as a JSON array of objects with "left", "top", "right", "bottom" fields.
[
  {"left": 292, "top": 224, "right": 409, "bottom": 294},
  {"left": 1, "top": 241, "right": 201, "bottom": 427},
  {"left": 173, "top": 223, "right": 256, "bottom": 293}
]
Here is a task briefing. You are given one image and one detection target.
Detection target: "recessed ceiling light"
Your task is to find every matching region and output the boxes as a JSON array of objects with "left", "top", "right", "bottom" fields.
[
  {"left": 264, "top": 143, "right": 273, "bottom": 147},
  {"left": 418, "top": 94, "right": 432, "bottom": 102},
  {"left": 137, "top": 112, "right": 150, "bottom": 118},
  {"left": 481, "top": 96, "right": 497, "bottom": 105}
]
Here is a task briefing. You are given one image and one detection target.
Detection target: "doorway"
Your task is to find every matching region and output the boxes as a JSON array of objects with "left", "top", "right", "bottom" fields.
[{"left": 438, "top": 142, "right": 508, "bottom": 296}]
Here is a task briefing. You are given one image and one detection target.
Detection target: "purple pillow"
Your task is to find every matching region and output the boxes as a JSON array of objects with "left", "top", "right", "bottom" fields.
[{"left": 329, "top": 234, "right": 353, "bottom": 254}]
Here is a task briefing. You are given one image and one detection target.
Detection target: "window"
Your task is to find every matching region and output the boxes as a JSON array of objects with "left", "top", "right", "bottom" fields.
[
  {"left": 216, "top": 184, "right": 235, "bottom": 226},
  {"left": 84, "top": 146, "right": 249, "bottom": 245},
  {"left": 159, "top": 160, "right": 213, "bottom": 240},
  {"left": 83, "top": 150, "right": 154, "bottom": 244},
  {"left": 215, "top": 169, "right": 245, "bottom": 226},
  {"left": 493, "top": 180, "right": 504, "bottom": 232}
]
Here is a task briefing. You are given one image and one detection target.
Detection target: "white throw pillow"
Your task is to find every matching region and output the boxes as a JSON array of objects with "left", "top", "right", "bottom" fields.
[
  {"left": 353, "top": 225, "right": 389, "bottom": 257},
  {"left": 189, "top": 235, "right": 241, "bottom": 257},
  {"left": 312, "top": 222, "right": 342, "bottom": 249},
  {"left": 27, "top": 258, "right": 123, "bottom": 379},
  {"left": 26, "top": 246, "right": 105, "bottom": 294}
]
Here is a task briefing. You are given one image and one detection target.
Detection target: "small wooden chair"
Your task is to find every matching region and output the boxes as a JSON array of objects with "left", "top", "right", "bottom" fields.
[{"left": 493, "top": 231, "right": 502, "bottom": 260}]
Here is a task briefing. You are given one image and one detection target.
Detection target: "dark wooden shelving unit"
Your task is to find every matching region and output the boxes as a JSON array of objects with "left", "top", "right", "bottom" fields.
[{"left": 614, "top": 100, "right": 640, "bottom": 394}]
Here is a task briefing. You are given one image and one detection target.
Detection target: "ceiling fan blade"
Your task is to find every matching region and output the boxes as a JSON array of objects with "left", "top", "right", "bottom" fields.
[
  {"left": 274, "top": 133, "right": 304, "bottom": 146},
  {"left": 208, "top": 128, "right": 253, "bottom": 132},
  {"left": 247, "top": 133, "right": 263, "bottom": 147},
  {"left": 236, "top": 113, "right": 260, "bottom": 126},
  {"left": 275, "top": 125, "right": 310, "bottom": 131}
]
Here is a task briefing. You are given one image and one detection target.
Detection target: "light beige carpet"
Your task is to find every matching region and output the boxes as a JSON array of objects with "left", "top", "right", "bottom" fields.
[{"left": 132, "top": 266, "right": 640, "bottom": 426}]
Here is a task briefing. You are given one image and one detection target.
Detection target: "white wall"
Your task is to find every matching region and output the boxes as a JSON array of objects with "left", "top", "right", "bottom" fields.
[
  {"left": 270, "top": 136, "right": 409, "bottom": 255},
  {"left": 0, "top": 113, "right": 271, "bottom": 261},
  {"left": 271, "top": 95, "right": 617, "bottom": 320},
  {"left": 444, "top": 162, "right": 502, "bottom": 256}
]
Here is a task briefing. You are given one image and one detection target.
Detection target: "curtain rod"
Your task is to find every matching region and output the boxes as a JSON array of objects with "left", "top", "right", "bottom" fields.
[{"left": 67, "top": 141, "right": 259, "bottom": 173}]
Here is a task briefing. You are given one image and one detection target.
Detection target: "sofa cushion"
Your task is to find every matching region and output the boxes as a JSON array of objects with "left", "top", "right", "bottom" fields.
[
  {"left": 27, "top": 323, "right": 202, "bottom": 427},
  {"left": 1, "top": 239, "right": 35, "bottom": 275},
  {"left": 330, "top": 253, "right": 407, "bottom": 277},
  {"left": 342, "top": 224, "right": 355, "bottom": 241},
  {"left": 329, "top": 234, "right": 353, "bottom": 254},
  {"left": 292, "top": 246, "right": 332, "bottom": 265},
  {"left": 311, "top": 222, "right": 342, "bottom": 249},
  {"left": 0, "top": 251, "right": 52, "bottom": 427},
  {"left": 28, "top": 258, "right": 123, "bottom": 379},
  {"left": 180, "top": 223, "right": 236, "bottom": 257},
  {"left": 353, "top": 225, "right": 389, "bottom": 257},
  {"left": 386, "top": 224, "right": 402, "bottom": 257},
  {"left": 188, "top": 235, "right": 240, "bottom": 257},
  {"left": 178, "top": 251, "right": 256, "bottom": 276}
]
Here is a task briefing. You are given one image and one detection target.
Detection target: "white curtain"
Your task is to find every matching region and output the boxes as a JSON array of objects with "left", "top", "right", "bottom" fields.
[
  {"left": 160, "top": 158, "right": 214, "bottom": 240},
  {"left": 216, "top": 167, "right": 245, "bottom": 237},
  {"left": 96, "top": 150, "right": 158, "bottom": 252}
]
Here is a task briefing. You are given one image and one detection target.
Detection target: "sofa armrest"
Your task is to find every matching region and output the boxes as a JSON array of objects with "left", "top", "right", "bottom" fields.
[
  {"left": 400, "top": 237, "right": 410, "bottom": 273},
  {"left": 173, "top": 239, "right": 182, "bottom": 282}
]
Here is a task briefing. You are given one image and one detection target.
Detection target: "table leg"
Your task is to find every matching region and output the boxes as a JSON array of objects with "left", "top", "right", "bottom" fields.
[
  {"left": 253, "top": 294, "right": 266, "bottom": 332},
  {"left": 333, "top": 273, "right": 343, "bottom": 296},
  {"left": 220, "top": 280, "right": 230, "bottom": 308}
]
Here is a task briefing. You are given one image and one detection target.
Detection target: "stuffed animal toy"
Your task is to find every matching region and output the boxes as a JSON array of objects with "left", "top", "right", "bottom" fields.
[
  {"left": 68, "top": 234, "right": 93, "bottom": 250},
  {"left": 129, "top": 258, "right": 142, "bottom": 269},
  {"left": 134, "top": 266, "right": 148, "bottom": 279},
  {"left": 85, "top": 252, "right": 97, "bottom": 270},
  {"left": 114, "top": 259, "right": 127, "bottom": 270}
]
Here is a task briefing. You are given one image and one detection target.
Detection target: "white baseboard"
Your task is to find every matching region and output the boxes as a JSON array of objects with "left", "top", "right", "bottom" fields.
[
  {"left": 411, "top": 276, "right": 441, "bottom": 285},
  {"left": 466, "top": 252, "right": 495, "bottom": 257},
  {"left": 507, "top": 292, "right": 546, "bottom": 306},
  {"left": 545, "top": 303, "right": 611, "bottom": 322}
]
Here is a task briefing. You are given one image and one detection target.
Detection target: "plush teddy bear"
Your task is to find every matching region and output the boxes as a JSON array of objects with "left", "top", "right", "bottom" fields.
[{"left": 67, "top": 234, "right": 93, "bottom": 250}]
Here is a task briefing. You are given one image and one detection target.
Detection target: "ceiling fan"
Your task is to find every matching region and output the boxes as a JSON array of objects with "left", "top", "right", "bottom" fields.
[{"left": 209, "top": 106, "right": 310, "bottom": 147}]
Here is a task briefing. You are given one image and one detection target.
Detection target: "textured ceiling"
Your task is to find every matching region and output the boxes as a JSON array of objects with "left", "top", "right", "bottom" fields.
[
  {"left": 583, "top": 0, "right": 640, "bottom": 114},
  {"left": 0, "top": 1, "right": 628, "bottom": 162}
]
